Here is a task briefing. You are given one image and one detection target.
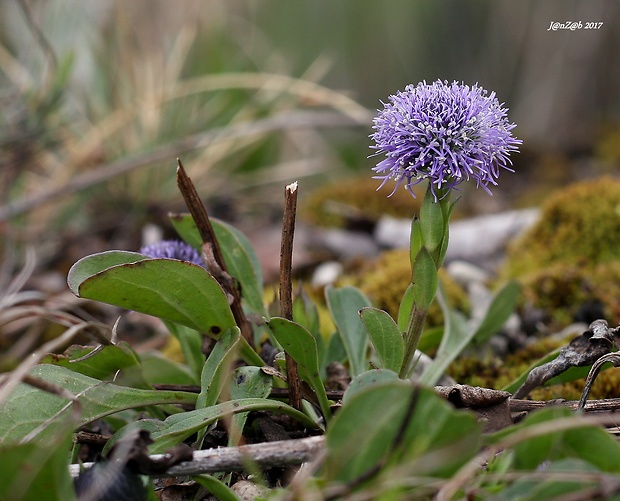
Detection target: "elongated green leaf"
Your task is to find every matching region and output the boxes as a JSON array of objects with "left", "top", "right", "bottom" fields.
[
  {"left": 418, "top": 325, "right": 444, "bottom": 353},
  {"left": 40, "top": 342, "right": 149, "bottom": 388},
  {"left": 411, "top": 247, "right": 438, "bottom": 311},
  {"left": 325, "top": 286, "right": 371, "bottom": 377},
  {"left": 326, "top": 382, "right": 480, "bottom": 483},
  {"left": 498, "top": 459, "right": 601, "bottom": 500},
  {"left": 227, "top": 366, "right": 272, "bottom": 446},
  {"left": 322, "top": 329, "right": 347, "bottom": 373},
  {"left": 421, "top": 280, "right": 518, "bottom": 386},
  {"left": 170, "top": 213, "right": 266, "bottom": 316},
  {"left": 293, "top": 291, "right": 326, "bottom": 374},
  {"left": 489, "top": 407, "right": 620, "bottom": 473},
  {"left": 472, "top": 281, "right": 520, "bottom": 345},
  {"left": 149, "top": 398, "right": 319, "bottom": 453},
  {"left": 409, "top": 218, "right": 424, "bottom": 267},
  {"left": 68, "top": 252, "right": 236, "bottom": 338},
  {"left": 419, "top": 190, "right": 444, "bottom": 256},
  {"left": 268, "top": 317, "right": 332, "bottom": 420},
  {"left": 140, "top": 352, "right": 197, "bottom": 386},
  {"left": 197, "top": 328, "right": 242, "bottom": 409},
  {"left": 0, "top": 364, "right": 197, "bottom": 444},
  {"left": 359, "top": 308, "right": 404, "bottom": 373},
  {"left": 419, "top": 282, "right": 471, "bottom": 386},
  {"left": 342, "top": 369, "right": 400, "bottom": 404},
  {"left": 164, "top": 320, "right": 205, "bottom": 378},
  {"left": 397, "top": 283, "right": 415, "bottom": 332},
  {"left": 192, "top": 475, "right": 242, "bottom": 501},
  {"left": 437, "top": 197, "right": 458, "bottom": 266},
  {"left": 0, "top": 415, "right": 77, "bottom": 501}
]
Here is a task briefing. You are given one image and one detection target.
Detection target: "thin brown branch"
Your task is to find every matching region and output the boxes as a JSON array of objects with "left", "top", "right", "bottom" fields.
[
  {"left": 280, "top": 182, "right": 302, "bottom": 412},
  {"left": 176, "top": 160, "right": 254, "bottom": 347}
]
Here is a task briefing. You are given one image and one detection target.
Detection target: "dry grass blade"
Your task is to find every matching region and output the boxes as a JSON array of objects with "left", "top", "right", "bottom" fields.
[{"left": 0, "top": 110, "right": 364, "bottom": 221}]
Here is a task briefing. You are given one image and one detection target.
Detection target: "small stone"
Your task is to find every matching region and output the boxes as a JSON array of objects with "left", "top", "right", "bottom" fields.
[
  {"left": 446, "top": 260, "right": 490, "bottom": 287},
  {"left": 231, "top": 480, "right": 269, "bottom": 500},
  {"left": 311, "top": 261, "right": 343, "bottom": 287}
]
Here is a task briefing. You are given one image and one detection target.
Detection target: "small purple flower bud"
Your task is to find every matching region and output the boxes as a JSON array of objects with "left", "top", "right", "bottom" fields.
[
  {"left": 139, "top": 240, "right": 205, "bottom": 267},
  {"left": 370, "top": 80, "right": 522, "bottom": 201}
]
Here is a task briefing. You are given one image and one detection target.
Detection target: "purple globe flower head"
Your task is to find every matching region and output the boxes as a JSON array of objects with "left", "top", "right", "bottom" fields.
[
  {"left": 139, "top": 240, "right": 205, "bottom": 268},
  {"left": 370, "top": 80, "right": 522, "bottom": 201}
]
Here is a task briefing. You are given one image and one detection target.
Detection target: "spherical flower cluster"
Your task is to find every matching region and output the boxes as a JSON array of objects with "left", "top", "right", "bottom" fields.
[
  {"left": 139, "top": 240, "right": 205, "bottom": 267},
  {"left": 370, "top": 80, "right": 522, "bottom": 200}
]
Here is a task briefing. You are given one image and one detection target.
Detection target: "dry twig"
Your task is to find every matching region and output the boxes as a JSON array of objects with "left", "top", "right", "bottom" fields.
[
  {"left": 176, "top": 159, "right": 253, "bottom": 347},
  {"left": 279, "top": 182, "right": 302, "bottom": 411}
]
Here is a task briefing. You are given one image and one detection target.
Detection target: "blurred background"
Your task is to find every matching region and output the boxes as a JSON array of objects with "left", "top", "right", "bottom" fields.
[{"left": 1, "top": 0, "right": 619, "bottom": 277}]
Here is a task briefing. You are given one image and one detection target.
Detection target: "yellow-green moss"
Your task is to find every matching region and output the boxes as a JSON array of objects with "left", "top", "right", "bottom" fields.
[
  {"left": 504, "top": 176, "right": 620, "bottom": 277},
  {"left": 594, "top": 125, "right": 620, "bottom": 168},
  {"left": 301, "top": 176, "right": 423, "bottom": 228},
  {"left": 448, "top": 334, "right": 620, "bottom": 400},
  {"left": 501, "top": 177, "right": 620, "bottom": 328}
]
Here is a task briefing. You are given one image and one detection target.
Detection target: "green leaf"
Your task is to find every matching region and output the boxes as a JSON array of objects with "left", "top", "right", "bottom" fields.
[
  {"left": 471, "top": 281, "right": 520, "bottom": 345},
  {"left": 497, "top": 459, "right": 602, "bottom": 499},
  {"left": 267, "top": 317, "right": 332, "bottom": 421},
  {"left": 397, "top": 283, "right": 415, "bottom": 332},
  {"left": 411, "top": 247, "right": 438, "bottom": 311},
  {"left": 40, "top": 342, "right": 149, "bottom": 388},
  {"left": 342, "top": 369, "right": 400, "bottom": 404},
  {"left": 409, "top": 218, "right": 424, "bottom": 267},
  {"left": 325, "top": 286, "right": 371, "bottom": 377},
  {"left": 495, "top": 407, "right": 620, "bottom": 473},
  {"left": 227, "top": 366, "right": 272, "bottom": 446},
  {"left": 418, "top": 325, "right": 444, "bottom": 353},
  {"left": 421, "top": 281, "right": 518, "bottom": 387},
  {"left": 164, "top": 321, "right": 205, "bottom": 378},
  {"left": 293, "top": 289, "right": 323, "bottom": 345},
  {"left": 170, "top": 213, "right": 266, "bottom": 316},
  {"left": 419, "top": 188, "right": 445, "bottom": 256},
  {"left": 0, "top": 414, "right": 77, "bottom": 501},
  {"left": 437, "top": 197, "right": 458, "bottom": 266},
  {"left": 149, "top": 398, "right": 319, "bottom": 453},
  {"left": 359, "top": 308, "right": 404, "bottom": 373},
  {"left": 325, "top": 381, "right": 480, "bottom": 483},
  {"left": 0, "top": 364, "right": 197, "bottom": 444},
  {"left": 67, "top": 250, "right": 147, "bottom": 289},
  {"left": 322, "top": 330, "right": 347, "bottom": 373},
  {"left": 68, "top": 251, "right": 236, "bottom": 338},
  {"left": 197, "top": 328, "right": 242, "bottom": 409},
  {"left": 192, "top": 475, "right": 242, "bottom": 501},
  {"left": 140, "top": 352, "right": 197, "bottom": 386},
  {"left": 292, "top": 289, "right": 325, "bottom": 373},
  {"left": 419, "top": 282, "right": 471, "bottom": 386}
]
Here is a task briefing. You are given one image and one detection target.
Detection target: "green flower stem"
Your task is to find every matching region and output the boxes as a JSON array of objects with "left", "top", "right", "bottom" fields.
[
  {"left": 400, "top": 303, "right": 428, "bottom": 378},
  {"left": 398, "top": 184, "right": 452, "bottom": 379}
]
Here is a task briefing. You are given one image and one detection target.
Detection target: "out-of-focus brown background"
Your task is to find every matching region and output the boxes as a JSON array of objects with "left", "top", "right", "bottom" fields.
[{"left": 1, "top": 0, "right": 619, "bottom": 277}]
